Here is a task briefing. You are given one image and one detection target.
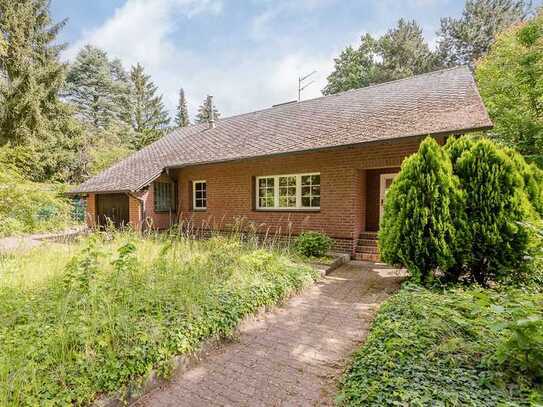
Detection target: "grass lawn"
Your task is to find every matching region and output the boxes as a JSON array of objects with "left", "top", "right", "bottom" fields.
[
  {"left": 0, "top": 231, "right": 318, "bottom": 405},
  {"left": 337, "top": 285, "right": 543, "bottom": 406}
]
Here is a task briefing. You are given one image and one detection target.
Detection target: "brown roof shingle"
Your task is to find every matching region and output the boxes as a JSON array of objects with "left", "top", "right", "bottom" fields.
[{"left": 71, "top": 66, "right": 492, "bottom": 194}]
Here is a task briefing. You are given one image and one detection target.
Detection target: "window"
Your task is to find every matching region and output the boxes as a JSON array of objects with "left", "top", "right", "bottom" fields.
[
  {"left": 154, "top": 182, "right": 175, "bottom": 212},
  {"left": 258, "top": 177, "right": 275, "bottom": 208},
  {"left": 193, "top": 180, "right": 207, "bottom": 210},
  {"left": 301, "top": 174, "right": 320, "bottom": 208},
  {"left": 256, "top": 173, "right": 320, "bottom": 210}
]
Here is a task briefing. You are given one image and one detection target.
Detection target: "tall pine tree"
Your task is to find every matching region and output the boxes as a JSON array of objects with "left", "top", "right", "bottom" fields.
[
  {"left": 65, "top": 45, "right": 132, "bottom": 129},
  {"left": 437, "top": 0, "right": 532, "bottom": 67},
  {"left": 195, "top": 95, "right": 221, "bottom": 124},
  {"left": 0, "top": 0, "right": 85, "bottom": 182},
  {"left": 129, "top": 63, "right": 170, "bottom": 148},
  {"left": 323, "top": 19, "right": 440, "bottom": 95},
  {"left": 175, "top": 87, "right": 190, "bottom": 127}
]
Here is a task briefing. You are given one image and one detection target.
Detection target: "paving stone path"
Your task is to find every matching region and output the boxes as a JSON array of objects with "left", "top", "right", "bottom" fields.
[{"left": 136, "top": 262, "right": 404, "bottom": 407}]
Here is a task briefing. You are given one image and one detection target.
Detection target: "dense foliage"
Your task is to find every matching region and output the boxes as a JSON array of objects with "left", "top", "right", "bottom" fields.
[
  {"left": 324, "top": 0, "right": 532, "bottom": 95},
  {"left": 476, "top": 10, "right": 543, "bottom": 162},
  {"left": 0, "top": 0, "right": 86, "bottom": 183},
  {"left": 379, "top": 138, "right": 464, "bottom": 284},
  {"left": 294, "top": 231, "right": 333, "bottom": 257},
  {"left": 323, "top": 19, "right": 440, "bottom": 95},
  {"left": 447, "top": 137, "right": 534, "bottom": 285},
  {"left": 380, "top": 136, "right": 541, "bottom": 285},
  {"left": 438, "top": 0, "right": 531, "bottom": 67},
  {"left": 0, "top": 151, "right": 76, "bottom": 237},
  {"left": 337, "top": 286, "right": 543, "bottom": 406},
  {"left": 0, "top": 232, "right": 317, "bottom": 405}
]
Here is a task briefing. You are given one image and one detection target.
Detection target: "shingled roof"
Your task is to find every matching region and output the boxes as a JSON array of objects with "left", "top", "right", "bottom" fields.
[{"left": 71, "top": 66, "right": 492, "bottom": 194}]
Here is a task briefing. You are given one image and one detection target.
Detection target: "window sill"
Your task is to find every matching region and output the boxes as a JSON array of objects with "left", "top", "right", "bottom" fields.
[
  {"left": 254, "top": 208, "right": 320, "bottom": 213},
  {"left": 191, "top": 209, "right": 207, "bottom": 212}
]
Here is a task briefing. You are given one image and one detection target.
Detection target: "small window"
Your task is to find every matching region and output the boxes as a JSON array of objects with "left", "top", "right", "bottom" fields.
[
  {"left": 193, "top": 180, "right": 207, "bottom": 210},
  {"left": 258, "top": 177, "right": 275, "bottom": 208},
  {"left": 279, "top": 176, "right": 297, "bottom": 208},
  {"left": 256, "top": 173, "right": 320, "bottom": 210},
  {"left": 154, "top": 182, "right": 175, "bottom": 212},
  {"left": 301, "top": 174, "right": 320, "bottom": 208}
]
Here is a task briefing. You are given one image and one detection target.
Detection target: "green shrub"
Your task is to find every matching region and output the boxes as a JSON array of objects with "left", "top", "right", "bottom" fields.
[
  {"left": 449, "top": 137, "right": 535, "bottom": 285},
  {"left": 337, "top": 287, "right": 543, "bottom": 406},
  {"left": 493, "top": 315, "right": 543, "bottom": 382},
  {"left": 379, "top": 137, "right": 465, "bottom": 284},
  {"left": 294, "top": 231, "right": 333, "bottom": 257},
  {"left": 0, "top": 163, "right": 77, "bottom": 237}
]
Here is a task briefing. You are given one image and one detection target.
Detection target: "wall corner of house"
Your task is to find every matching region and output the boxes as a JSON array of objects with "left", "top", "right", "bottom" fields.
[{"left": 86, "top": 193, "right": 96, "bottom": 229}]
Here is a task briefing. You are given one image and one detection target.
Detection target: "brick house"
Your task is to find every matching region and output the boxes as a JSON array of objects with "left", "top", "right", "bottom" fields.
[{"left": 71, "top": 67, "right": 492, "bottom": 260}]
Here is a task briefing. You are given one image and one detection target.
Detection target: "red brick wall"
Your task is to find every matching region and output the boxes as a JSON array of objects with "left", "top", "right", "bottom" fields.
[
  {"left": 142, "top": 175, "right": 178, "bottom": 230},
  {"left": 84, "top": 137, "right": 427, "bottom": 249},
  {"left": 86, "top": 193, "right": 96, "bottom": 228},
  {"left": 174, "top": 137, "right": 423, "bottom": 241}
]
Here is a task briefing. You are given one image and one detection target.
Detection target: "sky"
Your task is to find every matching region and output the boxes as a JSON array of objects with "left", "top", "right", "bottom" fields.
[{"left": 50, "top": 0, "right": 473, "bottom": 120}]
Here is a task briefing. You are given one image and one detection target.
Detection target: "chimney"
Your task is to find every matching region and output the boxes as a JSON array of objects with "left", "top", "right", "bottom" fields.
[{"left": 207, "top": 95, "right": 215, "bottom": 129}]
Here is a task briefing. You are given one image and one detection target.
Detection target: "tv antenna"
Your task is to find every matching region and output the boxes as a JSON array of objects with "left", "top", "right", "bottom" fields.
[{"left": 298, "top": 70, "right": 317, "bottom": 101}]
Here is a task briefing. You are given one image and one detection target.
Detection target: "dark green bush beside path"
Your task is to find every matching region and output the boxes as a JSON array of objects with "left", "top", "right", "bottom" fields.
[
  {"left": 337, "top": 287, "right": 543, "bottom": 406},
  {"left": 0, "top": 232, "right": 318, "bottom": 405}
]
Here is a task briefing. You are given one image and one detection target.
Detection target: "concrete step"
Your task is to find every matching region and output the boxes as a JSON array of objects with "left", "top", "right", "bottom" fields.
[
  {"left": 359, "top": 232, "right": 378, "bottom": 240},
  {"left": 357, "top": 246, "right": 378, "bottom": 254},
  {"left": 358, "top": 238, "right": 378, "bottom": 247},
  {"left": 353, "top": 252, "right": 380, "bottom": 262}
]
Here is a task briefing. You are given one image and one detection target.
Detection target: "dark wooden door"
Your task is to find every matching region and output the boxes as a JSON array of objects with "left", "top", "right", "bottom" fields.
[{"left": 96, "top": 194, "right": 129, "bottom": 228}]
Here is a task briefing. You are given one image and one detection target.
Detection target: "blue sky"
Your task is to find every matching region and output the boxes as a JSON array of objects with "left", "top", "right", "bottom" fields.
[{"left": 49, "top": 0, "right": 476, "bottom": 119}]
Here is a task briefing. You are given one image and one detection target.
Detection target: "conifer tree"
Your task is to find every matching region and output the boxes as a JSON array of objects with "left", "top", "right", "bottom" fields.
[
  {"left": 323, "top": 19, "right": 440, "bottom": 94},
  {"left": 446, "top": 137, "right": 534, "bottom": 285},
  {"left": 437, "top": 0, "right": 531, "bottom": 67},
  {"left": 129, "top": 63, "right": 170, "bottom": 148},
  {"left": 175, "top": 88, "right": 190, "bottom": 127},
  {"left": 0, "top": 0, "right": 85, "bottom": 182},
  {"left": 65, "top": 45, "right": 132, "bottom": 129},
  {"left": 195, "top": 95, "right": 221, "bottom": 124},
  {"left": 0, "top": 0, "right": 68, "bottom": 145},
  {"left": 379, "top": 137, "right": 465, "bottom": 284}
]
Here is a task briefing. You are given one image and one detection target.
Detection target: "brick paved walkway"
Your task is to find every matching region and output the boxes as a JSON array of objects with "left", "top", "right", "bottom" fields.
[{"left": 136, "top": 262, "right": 403, "bottom": 406}]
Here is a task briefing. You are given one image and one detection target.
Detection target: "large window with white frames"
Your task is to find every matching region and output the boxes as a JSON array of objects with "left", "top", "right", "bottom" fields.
[{"left": 256, "top": 173, "right": 320, "bottom": 210}]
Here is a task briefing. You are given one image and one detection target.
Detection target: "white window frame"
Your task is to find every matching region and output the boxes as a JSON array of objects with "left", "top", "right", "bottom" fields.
[
  {"left": 256, "top": 173, "right": 320, "bottom": 210},
  {"left": 193, "top": 180, "right": 207, "bottom": 210}
]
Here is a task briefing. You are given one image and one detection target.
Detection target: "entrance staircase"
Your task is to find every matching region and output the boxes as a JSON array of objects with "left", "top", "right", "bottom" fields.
[{"left": 354, "top": 232, "right": 380, "bottom": 262}]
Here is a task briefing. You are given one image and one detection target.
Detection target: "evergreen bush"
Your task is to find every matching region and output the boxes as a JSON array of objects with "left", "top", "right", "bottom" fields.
[
  {"left": 379, "top": 137, "right": 465, "bottom": 284},
  {"left": 294, "top": 231, "right": 333, "bottom": 257},
  {"left": 449, "top": 137, "right": 535, "bottom": 285}
]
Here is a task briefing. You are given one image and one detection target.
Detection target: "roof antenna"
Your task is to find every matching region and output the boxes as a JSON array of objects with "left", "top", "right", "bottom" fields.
[
  {"left": 298, "top": 70, "right": 316, "bottom": 101},
  {"left": 207, "top": 95, "right": 215, "bottom": 129}
]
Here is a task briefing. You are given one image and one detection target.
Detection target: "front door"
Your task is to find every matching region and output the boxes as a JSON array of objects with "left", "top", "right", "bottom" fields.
[{"left": 379, "top": 173, "right": 398, "bottom": 221}]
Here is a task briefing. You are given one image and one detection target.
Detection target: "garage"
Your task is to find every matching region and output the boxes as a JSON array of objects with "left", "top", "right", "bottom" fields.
[{"left": 96, "top": 193, "right": 129, "bottom": 228}]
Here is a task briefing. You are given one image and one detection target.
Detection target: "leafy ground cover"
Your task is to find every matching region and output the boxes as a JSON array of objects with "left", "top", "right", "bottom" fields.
[
  {"left": 337, "top": 286, "right": 543, "bottom": 406},
  {"left": 0, "top": 231, "right": 317, "bottom": 405}
]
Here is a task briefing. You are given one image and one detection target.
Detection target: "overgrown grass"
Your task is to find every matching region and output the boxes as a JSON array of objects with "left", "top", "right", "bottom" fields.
[
  {"left": 337, "top": 285, "right": 543, "bottom": 406},
  {"left": 0, "top": 231, "right": 318, "bottom": 405},
  {"left": 0, "top": 165, "right": 79, "bottom": 237}
]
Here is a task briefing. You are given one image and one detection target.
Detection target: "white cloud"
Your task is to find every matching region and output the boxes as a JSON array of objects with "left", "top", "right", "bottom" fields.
[{"left": 63, "top": 0, "right": 337, "bottom": 120}]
